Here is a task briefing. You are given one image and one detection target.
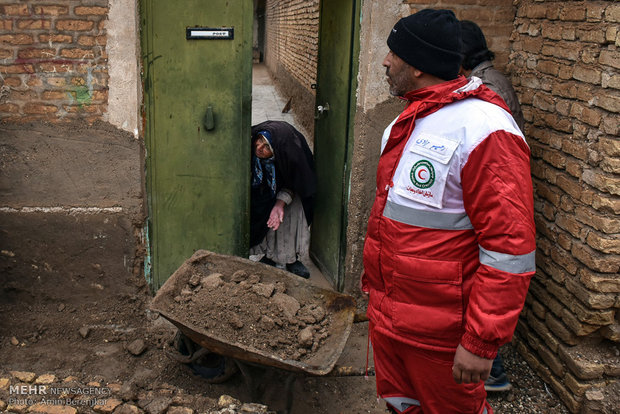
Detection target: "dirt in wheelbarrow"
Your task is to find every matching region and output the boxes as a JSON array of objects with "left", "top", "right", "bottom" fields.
[{"left": 162, "top": 268, "right": 333, "bottom": 362}]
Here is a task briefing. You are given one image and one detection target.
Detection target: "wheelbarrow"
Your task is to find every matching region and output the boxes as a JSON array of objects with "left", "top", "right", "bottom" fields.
[{"left": 150, "top": 250, "right": 357, "bottom": 412}]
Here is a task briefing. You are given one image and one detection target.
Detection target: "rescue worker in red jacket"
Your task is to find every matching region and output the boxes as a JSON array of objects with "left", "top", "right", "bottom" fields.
[{"left": 360, "top": 9, "right": 536, "bottom": 414}]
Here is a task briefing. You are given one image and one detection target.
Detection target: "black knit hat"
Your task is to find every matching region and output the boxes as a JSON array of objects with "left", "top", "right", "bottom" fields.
[
  {"left": 460, "top": 20, "right": 495, "bottom": 70},
  {"left": 387, "top": 9, "right": 463, "bottom": 80}
]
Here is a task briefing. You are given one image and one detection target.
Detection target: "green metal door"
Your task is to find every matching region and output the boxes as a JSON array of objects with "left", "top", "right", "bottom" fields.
[
  {"left": 141, "top": 0, "right": 253, "bottom": 289},
  {"left": 311, "top": 0, "right": 360, "bottom": 291}
]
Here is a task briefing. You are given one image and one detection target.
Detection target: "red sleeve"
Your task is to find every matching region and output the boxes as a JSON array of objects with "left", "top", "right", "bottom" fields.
[{"left": 460, "top": 130, "right": 536, "bottom": 359}]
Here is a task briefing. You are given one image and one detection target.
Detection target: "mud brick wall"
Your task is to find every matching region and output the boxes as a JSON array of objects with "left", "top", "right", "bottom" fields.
[
  {"left": 263, "top": 0, "right": 319, "bottom": 136},
  {"left": 0, "top": 0, "right": 109, "bottom": 123},
  {"left": 508, "top": 1, "right": 620, "bottom": 412}
]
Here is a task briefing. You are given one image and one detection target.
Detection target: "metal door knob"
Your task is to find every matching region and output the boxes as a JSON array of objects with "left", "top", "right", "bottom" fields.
[{"left": 315, "top": 102, "right": 330, "bottom": 119}]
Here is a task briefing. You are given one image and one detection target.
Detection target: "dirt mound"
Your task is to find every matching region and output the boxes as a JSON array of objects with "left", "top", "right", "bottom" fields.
[{"left": 168, "top": 268, "right": 332, "bottom": 361}]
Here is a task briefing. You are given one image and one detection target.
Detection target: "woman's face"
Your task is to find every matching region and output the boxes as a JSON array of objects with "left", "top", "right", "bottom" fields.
[{"left": 254, "top": 136, "right": 273, "bottom": 159}]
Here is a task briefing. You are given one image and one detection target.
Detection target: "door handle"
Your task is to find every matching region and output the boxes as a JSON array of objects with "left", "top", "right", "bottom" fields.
[
  {"left": 204, "top": 105, "right": 215, "bottom": 130},
  {"left": 315, "top": 102, "right": 330, "bottom": 119}
]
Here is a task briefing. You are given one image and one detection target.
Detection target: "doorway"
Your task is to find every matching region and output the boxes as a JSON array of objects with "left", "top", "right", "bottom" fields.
[{"left": 141, "top": 0, "right": 359, "bottom": 292}]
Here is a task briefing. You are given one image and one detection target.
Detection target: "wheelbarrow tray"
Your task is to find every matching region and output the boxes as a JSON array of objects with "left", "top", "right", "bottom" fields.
[{"left": 150, "top": 250, "right": 356, "bottom": 376}]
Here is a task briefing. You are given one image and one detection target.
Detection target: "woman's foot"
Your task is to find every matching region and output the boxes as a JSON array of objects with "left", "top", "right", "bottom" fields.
[{"left": 286, "top": 260, "right": 310, "bottom": 279}]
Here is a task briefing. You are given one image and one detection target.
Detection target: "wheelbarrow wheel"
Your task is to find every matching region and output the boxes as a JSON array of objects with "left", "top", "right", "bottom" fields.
[{"left": 173, "top": 331, "right": 238, "bottom": 384}]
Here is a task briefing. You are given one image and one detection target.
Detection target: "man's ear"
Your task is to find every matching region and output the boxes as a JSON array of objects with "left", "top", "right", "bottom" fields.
[{"left": 411, "top": 67, "right": 424, "bottom": 78}]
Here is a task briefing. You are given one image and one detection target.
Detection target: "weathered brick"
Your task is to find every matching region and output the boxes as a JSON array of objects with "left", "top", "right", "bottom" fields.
[
  {"left": 60, "top": 48, "right": 96, "bottom": 59},
  {"left": 600, "top": 324, "right": 620, "bottom": 342},
  {"left": 0, "top": 34, "right": 34, "bottom": 45},
  {"left": 17, "top": 48, "right": 55, "bottom": 59},
  {"left": 572, "top": 65, "right": 601, "bottom": 85},
  {"left": 559, "top": 344, "right": 606, "bottom": 380},
  {"left": 0, "top": 48, "right": 12, "bottom": 59},
  {"left": 16, "top": 19, "right": 52, "bottom": 30},
  {"left": 586, "top": 231, "right": 620, "bottom": 255},
  {"left": 537, "top": 343, "right": 565, "bottom": 376},
  {"left": 23, "top": 103, "right": 58, "bottom": 114},
  {"left": 576, "top": 28, "right": 606, "bottom": 44},
  {"left": 575, "top": 205, "right": 620, "bottom": 234},
  {"left": 38, "top": 62, "right": 73, "bottom": 73},
  {"left": 56, "top": 20, "right": 95, "bottom": 32},
  {"left": 599, "top": 49, "right": 620, "bottom": 70},
  {"left": 0, "top": 103, "right": 20, "bottom": 113},
  {"left": 586, "top": 4, "right": 606, "bottom": 22},
  {"left": 572, "top": 241, "right": 620, "bottom": 273},
  {"left": 2, "top": 4, "right": 29, "bottom": 16},
  {"left": 546, "top": 312, "right": 579, "bottom": 345},
  {"left": 602, "top": 72, "right": 620, "bottom": 90},
  {"left": 560, "top": 6, "right": 586, "bottom": 22},
  {"left": 39, "top": 34, "right": 73, "bottom": 43},
  {"left": 42, "top": 90, "right": 70, "bottom": 100},
  {"left": 605, "top": 3, "right": 620, "bottom": 23},
  {"left": 541, "top": 42, "right": 580, "bottom": 60},
  {"left": 2, "top": 77, "right": 21, "bottom": 86},
  {"left": 569, "top": 102, "right": 602, "bottom": 126},
  {"left": 46, "top": 77, "right": 67, "bottom": 87},
  {"left": 600, "top": 155, "right": 620, "bottom": 174},
  {"left": 565, "top": 372, "right": 605, "bottom": 397},
  {"left": 582, "top": 169, "right": 620, "bottom": 196},
  {"left": 547, "top": 374, "right": 582, "bottom": 414},
  {"left": 0, "top": 64, "right": 35, "bottom": 74},
  {"left": 33, "top": 5, "right": 69, "bottom": 15},
  {"left": 26, "top": 77, "right": 43, "bottom": 87},
  {"left": 74, "top": 6, "right": 108, "bottom": 16}
]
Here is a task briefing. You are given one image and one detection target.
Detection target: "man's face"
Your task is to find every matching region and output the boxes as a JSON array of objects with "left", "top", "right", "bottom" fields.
[{"left": 383, "top": 50, "right": 416, "bottom": 97}]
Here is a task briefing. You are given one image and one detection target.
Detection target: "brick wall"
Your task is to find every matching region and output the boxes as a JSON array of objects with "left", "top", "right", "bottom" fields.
[
  {"left": 0, "top": 0, "right": 108, "bottom": 123},
  {"left": 509, "top": 1, "right": 620, "bottom": 412},
  {"left": 263, "top": 0, "right": 319, "bottom": 135}
]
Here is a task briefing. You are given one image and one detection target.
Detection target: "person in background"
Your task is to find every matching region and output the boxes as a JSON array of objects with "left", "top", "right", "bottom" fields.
[
  {"left": 250, "top": 120, "right": 316, "bottom": 279},
  {"left": 361, "top": 9, "right": 536, "bottom": 413},
  {"left": 459, "top": 20, "right": 525, "bottom": 134},
  {"left": 460, "top": 19, "right": 526, "bottom": 392}
]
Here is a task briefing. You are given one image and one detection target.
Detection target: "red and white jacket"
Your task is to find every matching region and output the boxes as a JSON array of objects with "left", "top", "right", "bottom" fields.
[{"left": 362, "top": 76, "right": 536, "bottom": 359}]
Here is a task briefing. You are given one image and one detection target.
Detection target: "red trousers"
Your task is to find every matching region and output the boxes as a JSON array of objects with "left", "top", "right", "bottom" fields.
[{"left": 370, "top": 324, "right": 492, "bottom": 414}]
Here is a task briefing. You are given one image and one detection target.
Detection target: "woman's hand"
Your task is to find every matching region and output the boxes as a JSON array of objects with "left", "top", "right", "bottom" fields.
[{"left": 267, "top": 200, "right": 286, "bottom": 230}]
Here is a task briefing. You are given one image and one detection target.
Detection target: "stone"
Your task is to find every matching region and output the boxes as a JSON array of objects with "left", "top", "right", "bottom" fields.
[
  {"left": 113, "top": 403, "right": 142, "bottom": 414},
  {"left": 35, "top": 374, "right": 56, "bottom": 384},
  {"left": 167, "top": 407, "right": 194, "bottom": 414},
  {"left": 28, "top": 403, "right": 78, "bottom": 414},
  {"left": 11, "top": 336, "right": 19, "bottom": 346},
  {"left": 298, "top": 326, "right": 314, "bottom": 348},
  {"left": 251, "top": 282, "right": 275, "bottom": 298},
  {"left": 201, "top": 273, "right": 223, "bottom": 290},
  {"left": 93, "top": 398, "right": 123, "bottom": 413},
  {"left": 240, "top": 402, "right": 269, "bottom": 413},
  {"left": 79, "top": 326, "right": 91, "bottom": 338},
  {"left": 143, "top": 397, "right": 171, "bottom": 414},
  {"left": 126, "top": 339, "right": 147, "bottom": 356},
  {"left": 271, "top": 292, "right": 300, "bottom": 319},
  {"left": 218, "top": 395, "right": 240, "bottom": 408},
  {"left": 7, "top": 402, "right": 28, "bottom": 414},
  {"left": 0, "top": 377, "right": 10, "bottom": 390},
  {"left": 10, "top": 370, "right": 36, "bottom": 382}
]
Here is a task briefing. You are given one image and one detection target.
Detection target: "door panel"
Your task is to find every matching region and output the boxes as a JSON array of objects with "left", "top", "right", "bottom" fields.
[
  {"left": 141, "top": 0, "right": 253, "bottom": 289},
  {"left": 311, "top": 0, "right": 359, "bottom": 290}
]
